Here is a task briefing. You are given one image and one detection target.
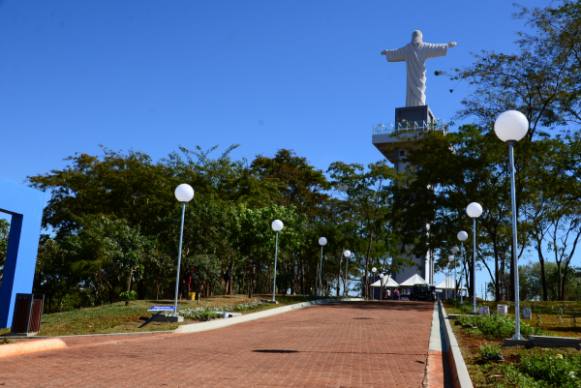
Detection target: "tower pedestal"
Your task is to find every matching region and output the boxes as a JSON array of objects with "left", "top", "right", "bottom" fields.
[
  {"left": 395, "top": 105, "right": 435, "bottom": 129},
  {"left": 372, "top": 105, "right": 443, "bottom": 285}
]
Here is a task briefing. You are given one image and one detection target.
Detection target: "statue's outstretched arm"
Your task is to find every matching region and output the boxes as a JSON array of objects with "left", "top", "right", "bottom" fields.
[
  {"left": 423, "top": 41, "right": 457, "bottom": 58},
  {"left": 381, "top": 46, "right": 407, "bottom": 62}
]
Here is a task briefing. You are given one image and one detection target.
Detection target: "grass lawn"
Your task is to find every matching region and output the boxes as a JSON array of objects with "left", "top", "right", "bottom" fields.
[
  {"left": 1, "top": 294, "right": 313, "bottom": 338},
  {"left": 444, "top": 301, "right": 581, "bottom": 387}
]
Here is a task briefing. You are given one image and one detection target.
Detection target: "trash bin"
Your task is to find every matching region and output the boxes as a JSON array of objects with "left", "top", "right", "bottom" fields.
[{"left": 11, "top": 294, "right": 44, "bottom": 335}]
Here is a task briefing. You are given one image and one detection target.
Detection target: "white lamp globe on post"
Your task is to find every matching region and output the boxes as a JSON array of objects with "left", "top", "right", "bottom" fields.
[
  {"left": 457, "top": 231, "right": 468, "bottom": 304},
  {"left": 173, "top": 183, "right": 194, "bottom": 317},
  {"left": 271, "top": 220, "right": 284, "bottom": 303},
  {"left": 370, "top": 266, "right": 377, "bottom": 300},
  {"left": 342, "top": 250, "right": 352, "bottom": 297},
  {"left": 318, "top": 237, "right": 328, "bottom": 297},
  {"left": 466, "top": 202, "right": 483, "bottom": 314},
  {"left": 494, "top": 110, "right": 529, "bottom": 341}
]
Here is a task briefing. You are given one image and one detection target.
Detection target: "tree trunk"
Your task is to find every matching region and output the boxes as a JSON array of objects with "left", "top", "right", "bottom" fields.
[
  {"left": 492, "top": 237, "right": 501, "bottom": 301},
  {"left": 364, "top": 233, "right": 373, "bottom": 298},
  {"left": 535, "top": 239, "right": 548, "bottom": 301},
  {"left": 227, "top": 257, "right": 234, "bottom": 295},
  {"left": 557, "top": 264, "right": 563, "bottom": 300},
  {"left": 500, "top": 252, "right": 507, "bottom": 300},
  {"left": 336, "top": 255, "right": 342, "bottom": 297}
]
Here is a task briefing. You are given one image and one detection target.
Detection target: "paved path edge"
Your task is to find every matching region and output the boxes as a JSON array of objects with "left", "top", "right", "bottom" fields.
[
  {"left": 424, "top": 302, "right": 445, "bottom": 388},
  {"left": 0, "top": 338, "right": 67, "bottom": 359},
  {"left": 439, "top": 302, "right": 474, "bottom": 388},
  {"left": 175, "top": 298, "right": 334, "bottom": 334}
]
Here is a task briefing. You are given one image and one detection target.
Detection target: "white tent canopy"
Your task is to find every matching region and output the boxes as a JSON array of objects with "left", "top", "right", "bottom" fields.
[
  {"left": 399, "top": 274, "right": 428, "bottom": 287},
  {"left": 370, "top": 276, "right": 399, "bottom": 288}
]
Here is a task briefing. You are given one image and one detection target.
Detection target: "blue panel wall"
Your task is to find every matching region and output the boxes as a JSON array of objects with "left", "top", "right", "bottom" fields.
[{"left": 0, "top": 180, "right": 45, "bottom": 328}]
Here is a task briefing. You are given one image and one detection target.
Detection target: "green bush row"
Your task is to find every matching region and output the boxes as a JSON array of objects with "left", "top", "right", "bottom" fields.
[
  {"left": 457, "top": 314, "right": 542, "bottom": 339},
  {"left": 180, "top": 307, "right": 222, "bottom": 321}
]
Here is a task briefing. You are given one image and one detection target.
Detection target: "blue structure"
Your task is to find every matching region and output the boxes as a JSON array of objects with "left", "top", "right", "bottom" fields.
[{"left": 0, "top": 180, "right": 45, "bottom": 328}]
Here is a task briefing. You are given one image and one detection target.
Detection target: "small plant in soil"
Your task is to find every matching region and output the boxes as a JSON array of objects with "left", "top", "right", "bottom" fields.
[{"left": 478, "top": 343, "right": 504, "bottom": 363}]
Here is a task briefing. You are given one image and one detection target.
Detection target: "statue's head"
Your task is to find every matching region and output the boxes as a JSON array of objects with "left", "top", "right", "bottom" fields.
[{"left": 411, "top": 30, "right": 423, "bottom": 46}]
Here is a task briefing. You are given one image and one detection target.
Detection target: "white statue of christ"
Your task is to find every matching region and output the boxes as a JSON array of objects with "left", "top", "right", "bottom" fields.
[{"left": 381, "top": 30, "right": 457, "bottom": 107}]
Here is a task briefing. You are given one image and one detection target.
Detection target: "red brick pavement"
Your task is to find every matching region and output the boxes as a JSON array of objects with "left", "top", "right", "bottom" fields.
[{"left": 0, "top": 301, "right": 434, "bottom": 387}]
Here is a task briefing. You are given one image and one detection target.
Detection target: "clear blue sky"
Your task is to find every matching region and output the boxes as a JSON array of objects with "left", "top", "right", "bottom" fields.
[
  {"left": 2, "top": 0, "right": 567, "bottom": 295},
  {"left": 1, "top": 0, "right": 550, "bottom": 182}
]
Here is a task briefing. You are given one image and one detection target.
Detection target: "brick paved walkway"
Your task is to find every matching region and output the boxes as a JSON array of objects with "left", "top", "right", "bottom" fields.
[{"left": 0, "top": 301, "right": 434, "bottom": 387}]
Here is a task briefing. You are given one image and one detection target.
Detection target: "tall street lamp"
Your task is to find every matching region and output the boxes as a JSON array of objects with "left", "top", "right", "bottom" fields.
[
  {"left": 451, "top": 246, "right": 460, "bottom": 299},
  {"left": 173, "top": 183, "right": 194, "bottom": 317},
  {"left": 318, "top": 237, "right": 328, "bottom": 297},
  {"left": 466, "top": 202, "right": 483, "bottom": 314},
  {"left": 343, "top": 249, "right": 352, "bottom": 297},
  {"left": 371, "top": 267, "right": 377, "bottom": 300},
  {"left": 494, "top": 110, "right": 529, "bottom": 341},
  {"left": 457, "top": 231, "right": 468, "bottom": 304},
  {"left": 448, "top": 254, "right": 455, "bottom": 300},
  {"left": 271, "top": 219, "right": 284, "bottom": 303}
]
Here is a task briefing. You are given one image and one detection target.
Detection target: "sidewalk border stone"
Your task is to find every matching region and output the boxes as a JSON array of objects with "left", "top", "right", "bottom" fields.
[
  {"left": 424, "top": 302, "right": 445, "bottom": 387},
  {"left": 439, "top": 301, "right": 474, "bottom": 388},
  {"left": 0, "top": 338, "right": 67, "bottom": 359}
]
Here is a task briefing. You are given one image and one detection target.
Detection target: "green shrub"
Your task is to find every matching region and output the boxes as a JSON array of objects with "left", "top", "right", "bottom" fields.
[
  {"left": 501, "top": 365, "right": 544, "bottom": 388},
  {"left": 459, "top": 314, "right": 542, "bottom": 339},
  {"left": 119, "top": 290, "right": 137, "bottom": 305},
  {"left": 180, "top": 307, "right": 221, "bottom": 321},
  {"left": 479, "top": 343, "right": 503, "bottom": 362},
  {"left": 519, "top": 351, "right": 581, "bottom": 388},
  {"left": 233, "top": 301, "right": 266, "bottom": 312}
]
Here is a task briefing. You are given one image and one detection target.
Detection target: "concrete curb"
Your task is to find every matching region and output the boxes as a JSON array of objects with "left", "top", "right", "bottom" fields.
[
  {"left": 175, "top": 299, "right": 333, "bottom": 334},
  {"left": 0, "top": 338, "right": 67, "bottom": 359},
  {"left": 424, "top": 302, "right": 445, "bottom": 388},
  {"left": 439, "top": 302, "right": 473, "bottom": 388}
]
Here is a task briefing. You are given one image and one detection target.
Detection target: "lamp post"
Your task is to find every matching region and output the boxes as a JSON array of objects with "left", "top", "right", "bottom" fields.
[
  {"left": 343, "top": 250, "right": 352, "bottom": 297},
  {"left": 271, "top": 219, "right": 284, "bottom": 303},
  {"left": 494, "top": 110, "right": 529, "bottom": 341},
  {"left": 318, "top": 237, "right": 328, "bottom": 297},
  {"left": 457, "top": 231, "right": 468, "bottom": 304},
  {"left": 466, "top": 202, "right": 483, "bottom": 314},
  {"left": 371, "top": 267, "right": 377, "bottom": 300},
  {"left": 379, "top": 273, "right": 385, "bottom": 300},
  {"left": 173, "top": 183, "right": 194, "bottom": 316},
  {"left": 451, "top": 246, "right": 460, "bottom": 299},
  {"left": 448, "top": 254, "right": 455, "bottom": 300}
]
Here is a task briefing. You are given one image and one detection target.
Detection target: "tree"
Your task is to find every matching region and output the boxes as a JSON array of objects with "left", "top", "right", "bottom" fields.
[
  {"left": 0, "top": 219, "right": 10, "bottom": 286},
  {"left": 444, "top": 1, "right": 581, "bottom": 300},
  {"left": 328, "top": 161, "right": 396, "bottom": 297}
]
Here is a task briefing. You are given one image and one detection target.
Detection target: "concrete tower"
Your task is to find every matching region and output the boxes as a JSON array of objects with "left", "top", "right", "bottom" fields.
[{"left": 372, "top": 106, "right": 444, "bottom": 285}]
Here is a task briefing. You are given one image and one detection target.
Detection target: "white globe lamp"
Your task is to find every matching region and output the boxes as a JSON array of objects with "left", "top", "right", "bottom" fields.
[
  {"left": 494, "top": 110, "right": 529, "bottom": 142},
  {"left": 174, "top": 183, "right": 194, "bottom": 203},
  {"left": 271, "top": 219, "right": 284, "bottom": 232},
  {"left": 466, "top": 202, "right": 483, "bottom": 219}
]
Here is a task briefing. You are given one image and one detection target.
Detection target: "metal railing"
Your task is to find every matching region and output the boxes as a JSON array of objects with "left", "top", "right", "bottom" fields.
[{"left": 372, "top": 120, "right": 448, "bottom": 137}]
